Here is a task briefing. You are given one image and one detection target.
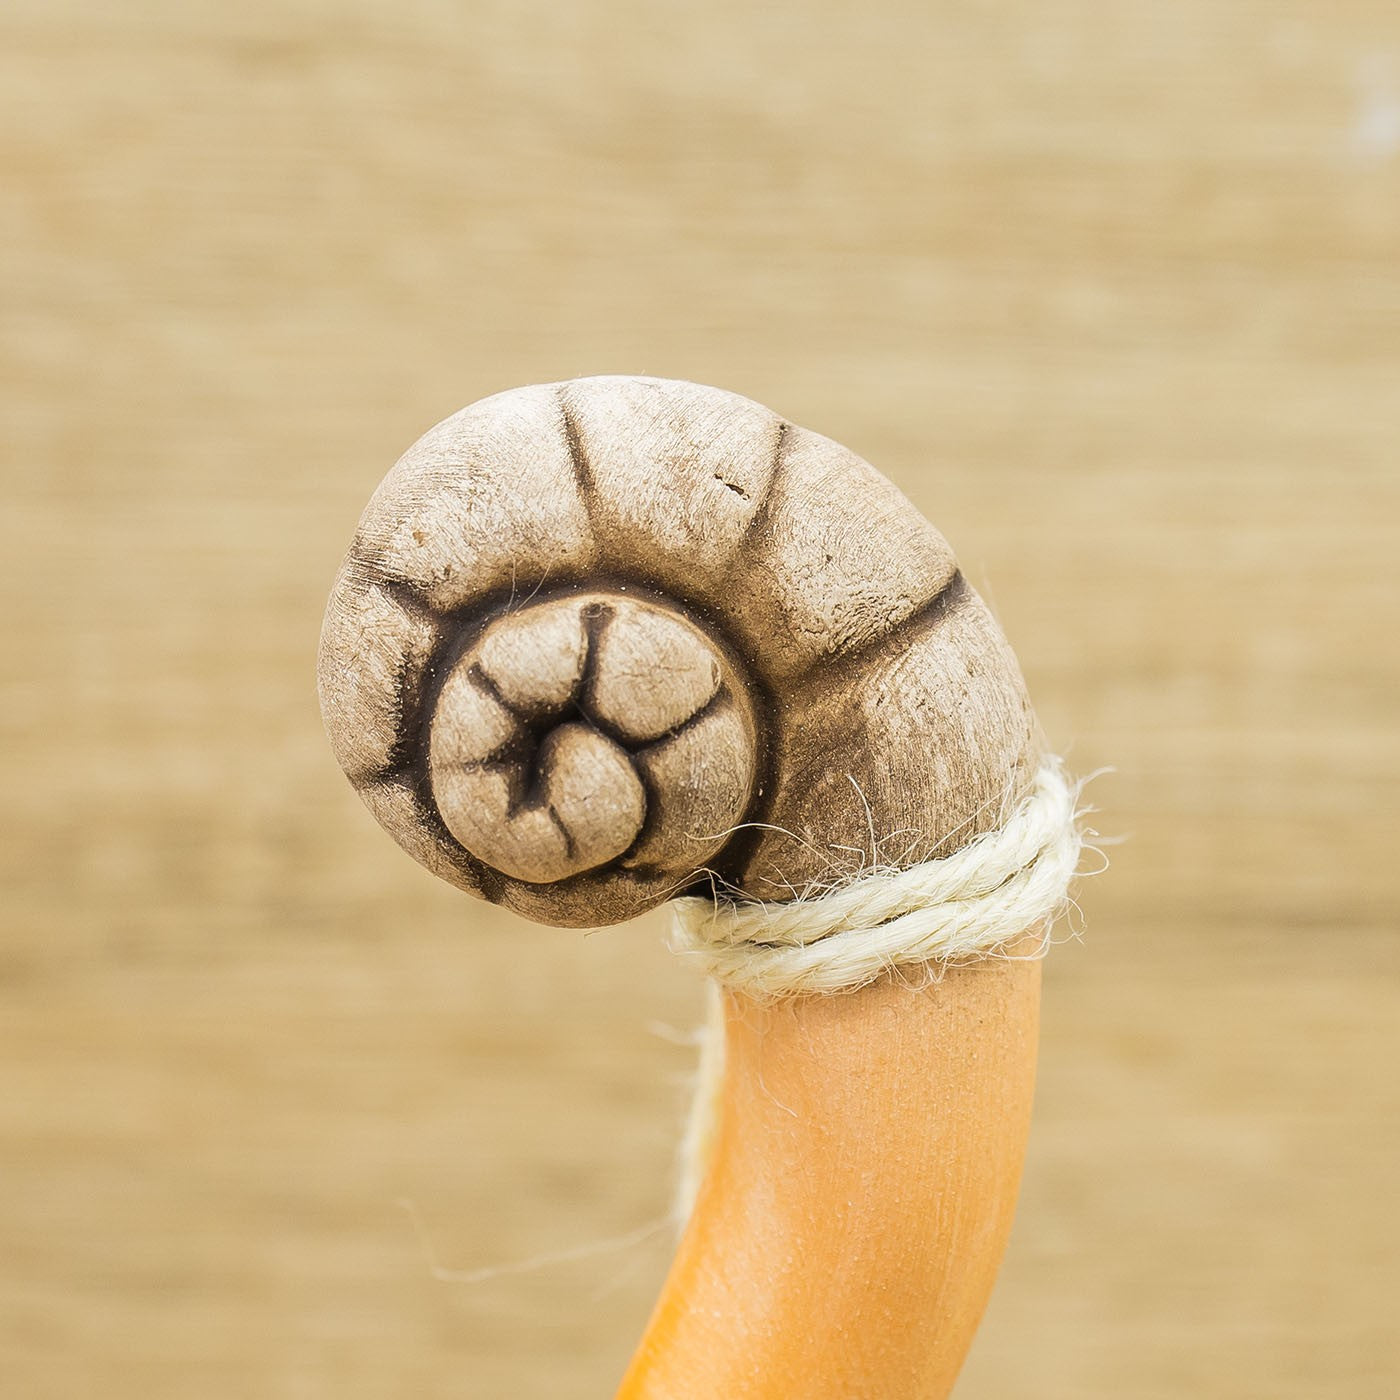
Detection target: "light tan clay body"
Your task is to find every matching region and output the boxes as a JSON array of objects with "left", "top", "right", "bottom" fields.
[{"left": 318, "top": 377, "right": 1049, "bottom": 1398}]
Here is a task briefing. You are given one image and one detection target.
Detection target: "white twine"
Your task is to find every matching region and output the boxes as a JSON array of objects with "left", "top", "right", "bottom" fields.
[{"left": 669, "top": 759, "right": 1083, "bottom": 999}]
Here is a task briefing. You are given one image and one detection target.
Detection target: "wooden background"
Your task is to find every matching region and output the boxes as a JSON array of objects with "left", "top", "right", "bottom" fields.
[{"left": 3, "top": 2, "right": 1397, "bottom": 1395}]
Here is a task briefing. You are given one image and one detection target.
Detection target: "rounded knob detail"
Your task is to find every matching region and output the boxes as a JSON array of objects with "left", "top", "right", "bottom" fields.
[{"left": 428, "top": 590, "right": 757, "bottom": 888}]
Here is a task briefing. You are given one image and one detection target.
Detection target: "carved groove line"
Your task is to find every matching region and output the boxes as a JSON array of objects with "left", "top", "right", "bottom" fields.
[{"left": 557, "top": 388, "right": 595, "bottom": 529}]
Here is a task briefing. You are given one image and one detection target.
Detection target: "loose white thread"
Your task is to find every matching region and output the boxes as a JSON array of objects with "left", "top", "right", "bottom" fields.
[
  {"left": 671, "top": 978, "right": 727, "bottom": 1223},
  {"left": 669, "top": 759, "right": 1083, "bottom": 1000}
]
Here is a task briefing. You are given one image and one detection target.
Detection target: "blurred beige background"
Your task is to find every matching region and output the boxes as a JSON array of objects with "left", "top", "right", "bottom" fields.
[{"left": 3, "top": 2, "right": 1398, "bottom": 1396}]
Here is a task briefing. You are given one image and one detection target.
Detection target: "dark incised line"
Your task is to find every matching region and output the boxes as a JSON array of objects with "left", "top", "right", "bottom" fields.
[
  {"left": 616, "top": 685, "right": 736, "bottom": 876},
  {"left": 356, "top": 593, "right": 447, "bottom": 786},
  {"left": 700, "top": 573, "right": 965, "bottom": 892},
  {"left": 557, "top": 388, "right": 596, "bottom": 526},
  {"left": 362, "top": 770, "right": 504, "bottom": 903},
  {"left": 633, "top": 684, "right": 727, "bottom": 756},
  {"left": 573, "top": 706, "right": 633, "bottom": 750},
  {"left": 852, "top": 567, "right": 969, "bottom": 669},
  {"left": 503, "top": 753, "right": 537, "bottom": 820},
  {"left": 789, "top": 568, "right": 972, "bottom": 695},
  {"left": 615, "top": 750, "right": 663, "bottom": 876},
  {"left": 364, "top": 755, "right": 414, "bottom": 788},
  {"left": 457, "top": 746, "right": 525, "bottom": 777},
  {"left": 353, "top": 571, "right": 514, "bottom": 904},
  {"left": 738, "top": 418, "right": 790, "bottom": 546},
  {"left": 546, "top": 803, "right": 577, "bottom": 861},
  {"left": 469, "top": 662, "right": 529, "bottom": 721},
  {"left": 576, "top": 599, "right": 610, "bottom": 718},
  {"left": 350, "top": 525, "right": 389, "bottom": 576},
  {"left": 373, "top": 575, "right": 442, "bottom": 629}
]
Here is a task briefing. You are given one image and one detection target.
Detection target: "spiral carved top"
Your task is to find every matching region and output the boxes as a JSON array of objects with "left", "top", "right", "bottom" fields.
[
  {"left": 430, "top": 591, "right": 756, "bottom": 888},
  {"left": 318, "top": 376, "right": 1039, "bottom": 927}
]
